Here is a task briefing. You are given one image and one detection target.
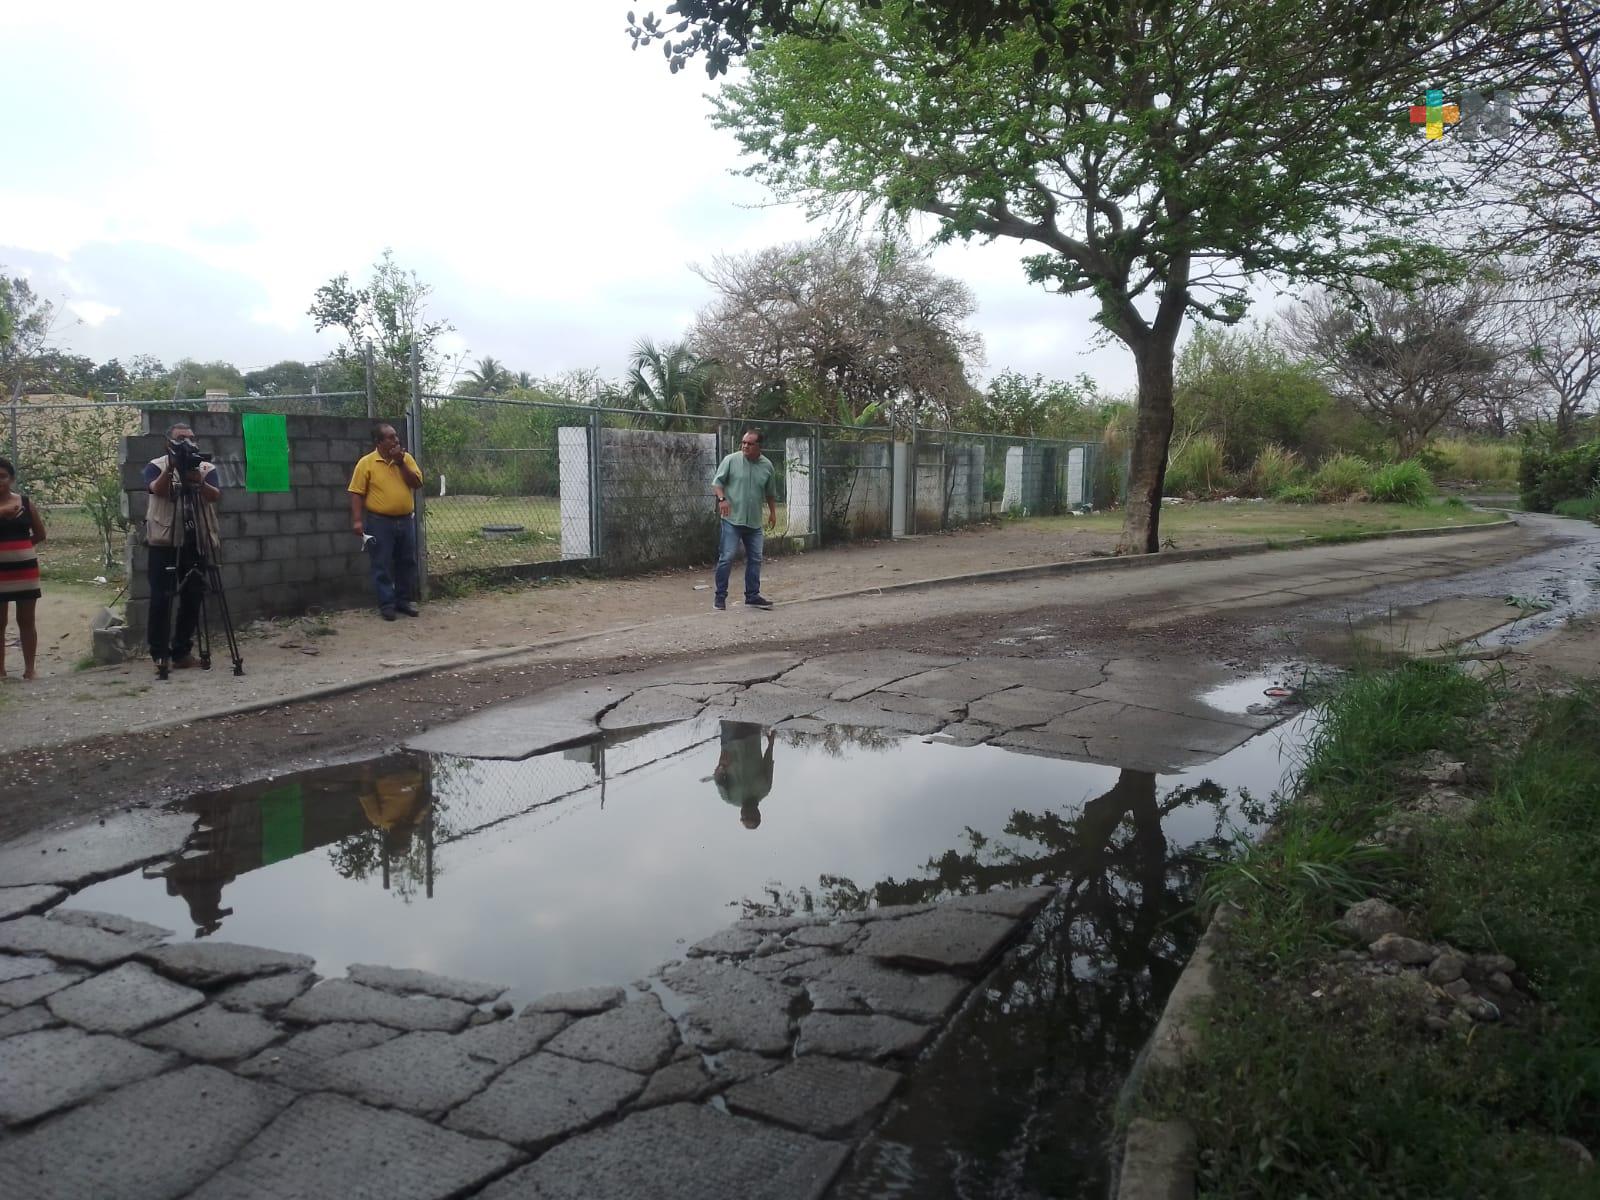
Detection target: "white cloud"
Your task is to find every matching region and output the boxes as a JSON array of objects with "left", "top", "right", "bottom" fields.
[{"left": 67, "top": 300, "right": 120, "bottom": 326}]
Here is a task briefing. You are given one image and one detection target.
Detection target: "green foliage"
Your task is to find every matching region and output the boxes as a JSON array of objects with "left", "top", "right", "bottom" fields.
[
  {"left": 1162, "top": 433, "right": 1229, "bottom": 496},
  {"left": 958, "top": 370, "right": 1105, "bottom": 439},
  {"left": 1518, "top": 438, "right": 1600, "bottom": 512},
  {"left": 1310, "top": 453, "right": 1372, "bottom": 501},
  {"left": 0, "top": 271, "right": 57, "bottom": 400},
  {"left": 1174, "top": 326, "right": 1332, "bottom": 467},
  {"left": 1426, "top": 438, "right": 1520, "bottom": 484},
  {"left": 1552, "top": 493, "right": 1600, "bottom": 521},
  {"left": 625, "top": 339, "right": 718, "bottom": 422},
  {"left": 1273, "top": 483, "right": 1317, "bottom": 504},
  {"left": 1367, "top": 460, "right": 1433, "bottom": 506},
  {"left": 1247, "top": 443, "right": 1303, "bottom": 498}
]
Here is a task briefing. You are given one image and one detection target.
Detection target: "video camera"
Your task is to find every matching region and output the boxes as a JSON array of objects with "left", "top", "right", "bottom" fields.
[{"left": 168, "top": 435, "right": 213, "bottom": 477}]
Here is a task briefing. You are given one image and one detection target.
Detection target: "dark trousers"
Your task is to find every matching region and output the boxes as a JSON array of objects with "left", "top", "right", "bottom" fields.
[
  {"left": 148, "top": 543, "right": 207, "bottom": 661},
  {"left": 366, "top": 512, "right": 417, "bottom": 612}
]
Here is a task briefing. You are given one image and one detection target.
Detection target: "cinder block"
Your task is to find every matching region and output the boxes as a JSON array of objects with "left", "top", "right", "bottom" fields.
[
  {"left": 260, "top": 492, "right": 296, "bottom": 512},
  {"left": 281, "top": 558, "right": 317, "bottom": 584},
  {"left": 294, "top": 438, "right": 328, "bottom": 464},
  {"left": 217, "top": 563, "right": 246, "bottom": 592},
  {"left": 222, "top": 537, "right": 262, "bottom": 565},
  {"left": 290, "top": 461, "right": 317, "bottom": 487},
  {"left": 241, "top": 513, "right": 279, "bottom": 537},
  {"left": 313, "top": 462, "right": 349, "bottom": 487},
  {"left": 277, "top": 511, "right": 315, "bottom": 535},
  {"left": 260, "top": 538, "right": 302, "bottom": 562},
  {"left": 241, "top": 562, "right": 282, "bottom": 588},
  {"left": 316, "top": 509, "right": 351, "bottom": 533}
]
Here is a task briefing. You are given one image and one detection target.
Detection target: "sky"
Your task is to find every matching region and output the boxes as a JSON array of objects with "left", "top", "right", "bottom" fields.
[{"left": 1, "top": 2, "right": 1171, "bottom": 395}]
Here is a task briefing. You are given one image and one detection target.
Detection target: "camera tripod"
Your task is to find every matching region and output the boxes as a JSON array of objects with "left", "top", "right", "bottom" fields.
[{"left": 155, "top": 467, "right": 243, "bottom": 681}]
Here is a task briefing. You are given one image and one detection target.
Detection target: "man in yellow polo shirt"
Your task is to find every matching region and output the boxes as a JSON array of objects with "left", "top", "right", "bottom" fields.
[{"left": 348, "top": 423, "right": 423, "bottom": 620}]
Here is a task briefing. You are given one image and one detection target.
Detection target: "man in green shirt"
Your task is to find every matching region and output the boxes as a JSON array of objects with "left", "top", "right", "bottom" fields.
[
  {"left": 713, "top": 721, "right": 777, "bottom": 829},
  {"left": 710, "top": 428, "right": 779, "bottom": 610}
]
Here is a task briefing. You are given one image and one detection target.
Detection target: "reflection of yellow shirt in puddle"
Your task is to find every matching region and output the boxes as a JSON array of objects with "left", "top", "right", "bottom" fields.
[
  {"left": 359, "top": 770, "right": 431, "bottom": 831},
  {"left": 715, "top": 725, "right": 774, "bottom": 809}
]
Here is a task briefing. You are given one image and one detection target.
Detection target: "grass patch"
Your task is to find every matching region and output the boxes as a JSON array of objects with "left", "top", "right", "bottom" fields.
[
  {"left": 1430, "top": 438, "right": 1521, "bottom": 484},
  {"left": 1141, "top": 666, "right": 1600, "bottom": 1198},
  {"left": 1368, "top": 460, "right": 1434, "bottom": 506},
  {"left": 1551, "top": 493, "right": 1600, "bottom": 521}
]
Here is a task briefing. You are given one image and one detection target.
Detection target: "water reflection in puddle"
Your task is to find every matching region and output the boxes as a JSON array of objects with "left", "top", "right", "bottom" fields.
[{"left": 68, "top": 705, "right": 1309, "bottom": 1007}]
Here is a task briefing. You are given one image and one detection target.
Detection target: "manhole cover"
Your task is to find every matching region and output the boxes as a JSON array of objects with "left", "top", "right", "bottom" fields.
[{"left": 481, "top": 524, "right": 526, "bottom": 539}]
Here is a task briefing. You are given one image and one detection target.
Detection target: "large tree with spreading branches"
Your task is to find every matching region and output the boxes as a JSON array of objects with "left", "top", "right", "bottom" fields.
[{"left": 649, "top": 0, "right": 1571, "bottom": 551}]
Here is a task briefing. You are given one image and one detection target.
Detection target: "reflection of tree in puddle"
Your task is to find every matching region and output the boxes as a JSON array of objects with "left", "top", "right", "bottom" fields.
[
  {"left": 326, "top": 758, "right": 455, "bottom": 902},
  {"left": 821, "top": 769, "right": 1243, "bottom": 1199},
  {"left": 774, "top": 723, "right": 898, "bottom": 758}
]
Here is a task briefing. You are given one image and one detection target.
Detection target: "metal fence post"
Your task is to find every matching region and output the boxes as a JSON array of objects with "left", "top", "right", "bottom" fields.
[
  {"left": 408, "top": 342, "right": 428, "bottom": 602},
  {"left": 908, "top": 415, "right": 918, "bottom": 535},
  {"left": 810, "top": 423, "right": 822, "bottom": 548},
  {"left": 588, "top": 406, "right": 603, "bottom": 561},
  {"left": 364, "top": 342, "right": 375, "bottom": 419}
]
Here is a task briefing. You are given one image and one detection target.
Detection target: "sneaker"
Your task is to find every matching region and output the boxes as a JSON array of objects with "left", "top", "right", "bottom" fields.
[
  {"left": 712, "top": 597, "right": 726, "bottom": 611},
  {"left": 397, "top": 601, "right": 420, "bottom": 617},
  {"left": 745, "top": 595, "right": 775, "bottom": 609},
  {"left": 381, "top": 608, "right": 398, "bottom": 621}
]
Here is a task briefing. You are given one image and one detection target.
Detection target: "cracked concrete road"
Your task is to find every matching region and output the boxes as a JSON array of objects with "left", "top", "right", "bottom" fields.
[{"left": 4, "top": 514, "right": 1589, "bottom": 847}]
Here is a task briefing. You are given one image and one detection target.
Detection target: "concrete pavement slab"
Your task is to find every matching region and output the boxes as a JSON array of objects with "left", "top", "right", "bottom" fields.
[
  {"left": 235, "top": 1019, "right": 400, "bottom": 1084},
  {"left": 136, "top": 1003, "right": 284, "bottom": 1061},
  {"left": 281, "top": 978, "right": 476, "bottom": 1031},
  {"left": 599, "top": 687, "right": 707, "bottom": 729},
  {"left": 521, "top": 984, "right": 626, "bottom": 1016},
  {"left": 478, "top": 1102, "right": 849, "bottom": 1200},
  {"left": 344, "top": 962, "right": 506, "bottom": 1004},
  {"left": 0, "top": 1026, "right": 176, "bottom": 1125},
  {"left": 0, "top": 966, "right": 85, "bottom": 1007},
  {"left": 688, "top": 926, "right": 766, "bottom": 957},
  {"left": 0, "top": 914, "right": 149, "bottom": 967},
  {"left": 0, "top": 886, "right": 65, "bottom": 921},
  {"left": 796, "top": 1011, "right": 933, "bottom": 1059},
  {"left": 775, "top": 651, "right": 961, "bottom": 702},
  {"left": 805, "top": 700, "right": 944, "bottom": 734},
  {"left": 657, "top": 959, "right": 799, "bottom": 1054},
  {"left": 403, "top": 685, "right": 614, "bottom": 760},
  {"left": 454, "top": 1010, "right": 569, "bottom": 1064},
  {"left": 49, "top": 909, "right": 172, "bottom": 944},
  {"left": 139, "top": 941, "right": 315, "bottom": 987},
  {"left": 0, "top": 1065, "right": 292, "bottom": 1200},
  {"left": 855, "top": 907, "right": 1020, "bottom": 976},
  {"left": 632, "top": 1056, "right": 715, "bottom": 1108},
  {"left": 0, "top": 1004, "right": 59, "bottom": 1037},
  {"left": 791, "top": 955, "right": 967, "bottom": 1024},
  {"left": 188, "top": 1092, "right": 523, "bottom": 1200},
  {"left": 544, "top": 994, "right": 678, "bottom": 1074},
  {"left": 945, "top": 885, "right": 1058, "bottom": 919},
  {"left": 967, "top": 686, "right": 1097, "bottom": 728},
  {"left": 46, "top": 962, "right": 205, "bottom": 1034},
  {"left": 306, "top": 1029, "right": 507, "bottom": 1115},
  {"left": 926, "top": 720, "right": 999, "bottom": 746},
  {"left": 0, "top": 812, "right": 194, "bottom": 889},
  {"left": 0, "top": 953, "right": 56, "bottom": 983},
  {"left": 445, "top": 1049, "right": 646, "bottom": 1149},
  {"left": 215, "top": 968, "right": 315, "bottom": 1012},
  {"left": 724, "top": 1055, "right": 902, "bottom": 1138}
]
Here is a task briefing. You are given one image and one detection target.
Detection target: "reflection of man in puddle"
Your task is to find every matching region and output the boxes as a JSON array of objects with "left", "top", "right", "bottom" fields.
[
  {"left": 713, "top": 721, "right": 776, "bottom": 829},
  {"left": 358, "top": 763, "right": 433, "bottom": 891}
]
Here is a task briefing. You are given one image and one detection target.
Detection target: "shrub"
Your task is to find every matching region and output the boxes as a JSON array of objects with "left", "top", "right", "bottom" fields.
[
  {"left": 1552, "top": 492, "right": 1600, "bottom": 521},
  {"left": 1367, "top": 460, "right": 1433, "bottom": 506},
  {"left": 1429, "top": 438, "right": 1520, "bottom": 483},
  {"left": 1248, "top": 443, "right": 1303, "bottom": 497},
  {"left": 1310, "top": 454, "right": 1371, "bottom": 501},
  {"left": 1164, "top": 433, "right": 1230, "bottom": 496},
  {"left": 1519, "top": 439, "right": 1600, "bottom": 512},
  {"left": 1275, "top": 483, "right": 1317, "bottom": 504}
]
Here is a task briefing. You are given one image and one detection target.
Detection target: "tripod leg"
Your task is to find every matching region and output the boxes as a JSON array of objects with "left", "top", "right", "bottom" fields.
[{"left": 205, "top": 563, "right": 245, "bottom": 675}]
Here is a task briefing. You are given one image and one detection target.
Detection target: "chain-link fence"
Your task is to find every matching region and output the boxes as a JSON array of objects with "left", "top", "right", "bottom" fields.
[{"left": 906, "top": 428, "right": 1103, "bottom": 534}]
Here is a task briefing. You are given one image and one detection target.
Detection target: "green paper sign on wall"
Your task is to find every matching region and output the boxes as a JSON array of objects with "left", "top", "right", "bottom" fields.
[{"left": 242, "top": 412, "right": 292, "bottom": 492}]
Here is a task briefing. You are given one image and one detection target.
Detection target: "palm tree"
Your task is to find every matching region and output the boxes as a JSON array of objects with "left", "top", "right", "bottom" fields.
[
  {"left": 626, "top": 339, "right": 717, "bottom": 421},
  {"left": 462, "top": 356, "right": 511, "bottom": 395}
]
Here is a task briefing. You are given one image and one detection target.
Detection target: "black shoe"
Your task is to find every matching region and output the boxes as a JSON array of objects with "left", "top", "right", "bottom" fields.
[
  {"left": 381, "top": 608, "right": 398, "bottom": 621},
  {"left": 397, "top": 602, "right": 420, "bottom": 617},
  {"left": 745, "top": 595, "right": 775, "bottom": 609},
  {"left": 713, "top": 597, "right": 726, "bottom": 611}
]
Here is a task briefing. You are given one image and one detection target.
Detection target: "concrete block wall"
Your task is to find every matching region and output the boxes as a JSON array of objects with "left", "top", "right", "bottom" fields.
[{"left": 122, "top": 410, "right": 380, "bottom": 646}]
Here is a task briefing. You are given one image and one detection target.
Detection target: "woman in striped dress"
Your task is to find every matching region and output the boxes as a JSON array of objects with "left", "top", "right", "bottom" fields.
[{"left": 0, "top": 457, "right": 47, "bottom": 680}]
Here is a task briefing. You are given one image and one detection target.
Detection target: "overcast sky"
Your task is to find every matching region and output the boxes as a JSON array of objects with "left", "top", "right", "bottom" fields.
[{"left": 1, "top": 2, "right": 1193, "bottom": 395}]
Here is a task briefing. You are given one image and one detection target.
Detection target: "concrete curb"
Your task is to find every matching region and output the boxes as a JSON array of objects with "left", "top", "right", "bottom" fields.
[
  {"left": 110, "top": 516, "right": 1518, "bottom": 745},
  {"left": 1111, "top": 904, "right": 1235, "bottom": 1199}
]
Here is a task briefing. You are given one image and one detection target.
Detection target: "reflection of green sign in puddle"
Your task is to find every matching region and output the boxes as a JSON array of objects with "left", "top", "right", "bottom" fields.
[{"left": 257, "top": 783, "right": 305, "bottom": 866}]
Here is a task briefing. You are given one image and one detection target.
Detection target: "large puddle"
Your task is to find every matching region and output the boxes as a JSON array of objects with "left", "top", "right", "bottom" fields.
[{"left": 66, "top": 698, "right": 1312, "bottom": 1197}]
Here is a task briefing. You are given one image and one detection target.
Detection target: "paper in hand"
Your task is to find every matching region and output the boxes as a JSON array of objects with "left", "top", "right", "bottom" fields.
[{"left": 360, "top": 534, "right": 375, "bottom": 551}]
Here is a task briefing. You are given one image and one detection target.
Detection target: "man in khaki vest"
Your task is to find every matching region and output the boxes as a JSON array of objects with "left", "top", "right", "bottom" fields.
[{"left": 143, "top": 421, "right": 222, "bottom": 672}]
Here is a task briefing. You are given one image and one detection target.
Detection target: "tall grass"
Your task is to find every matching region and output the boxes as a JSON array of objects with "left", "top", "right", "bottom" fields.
[
  {"left": 1367, "top": 460, "right": 1434, "bottom": 506},
  {"left": 1247, "top": 443, "right": 1303, "bottom": 497},
  {"left": 1164, "top": 432, "right": 1229, "bottom": 496},
  {"left": 1310, "top": 453, "right": 1372, "bottom": 501},
  {"left": 1429, "top": 438, "right": 1520, "bottom": 483}
]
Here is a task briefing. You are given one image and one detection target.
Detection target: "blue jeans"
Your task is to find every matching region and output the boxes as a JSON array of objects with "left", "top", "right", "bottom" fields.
[
  {"left": 714, "top": 520, "right": 764, "bottom": 602},
  {"left": 366, "top": 512, "right": 417, "bottom": 612}
]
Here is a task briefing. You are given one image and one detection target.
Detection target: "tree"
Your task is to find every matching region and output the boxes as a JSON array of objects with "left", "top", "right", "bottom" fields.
[
  {"left": 1289, "top": 278, "right": 1527, "bottom": 456},
  {"left": 625, "top": 338, "right": 718, "bottom": 419},
  {"left": 1173, "top": 327, "right": 1332, "bottom": 467},
  {"left": 1, "top": 272, "right": 61, "bottom": 403},
  {"left": 1520, "top": 284, "right": 1600, "bottom": 445},
  {"left": 690, "top": 234, "right": 981, "bottom": 424},
  {"left": 705, "top": 1, "right": 1561, "bottom": 552},
  {"left": 458, "top": 356, "right": 512, "bottom": 396},
  {"left": 956, "top": 369, "right": 1104, "bottom": 439},
  {"left": 309, "top": 249, "right": 453, "bottom": 414}
]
